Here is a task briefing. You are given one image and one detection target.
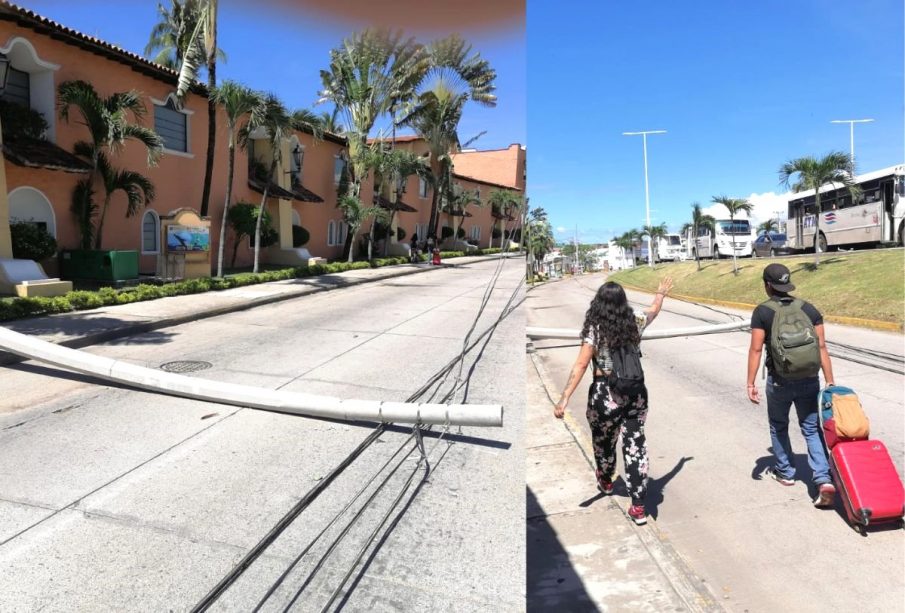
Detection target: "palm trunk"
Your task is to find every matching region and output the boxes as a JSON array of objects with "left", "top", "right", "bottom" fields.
[
  {"left": 94, "top": 192, "right": 112, "bottom": 250},
  {"left": 347, "top": 223, "right": 357, "bottom": 263},
  {"left": 231, "top": 235, "right": 240, "bottom": 268},
  {"left": 367, "top": 218, "right": 375, "bottom": 261},
  {"left": 199, "top": 21, "right": 217, "bottom": 217},
  {"left": 253, "top": 160, "right": 276, "bottom": 273},
  {"left": 814, "top": 192, "right": 822, "bottom": 267},
  {"left": 383, "top": 209, "right": 397, "bottom": 257},
  {"left": 216, "top": 140, "right": 235, "bottom": 277}
]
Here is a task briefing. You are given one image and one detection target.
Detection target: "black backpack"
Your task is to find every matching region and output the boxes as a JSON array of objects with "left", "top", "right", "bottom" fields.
[{"left": 608, "top": 344, "right": 645, "bottom": 396}]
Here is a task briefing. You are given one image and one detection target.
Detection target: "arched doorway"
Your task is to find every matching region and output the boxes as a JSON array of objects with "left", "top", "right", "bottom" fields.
[{"left": 8, "top": 186, "right": 56, "bottom": 237}]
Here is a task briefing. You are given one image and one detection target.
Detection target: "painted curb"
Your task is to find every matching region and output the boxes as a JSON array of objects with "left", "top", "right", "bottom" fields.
[
  {"left": 0, "top": 254, "right": 517, "bottom": 367},
  {"left": 619, "top": 284, "right": 903, "bottom": 333}
]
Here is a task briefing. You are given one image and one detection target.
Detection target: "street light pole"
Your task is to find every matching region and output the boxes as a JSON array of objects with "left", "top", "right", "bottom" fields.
[
  {"left": 830, "top": 119, "right": 874, "bottom": 166},
  {"left": 623, "top": 129, "right": 666, "bottom": 267}
]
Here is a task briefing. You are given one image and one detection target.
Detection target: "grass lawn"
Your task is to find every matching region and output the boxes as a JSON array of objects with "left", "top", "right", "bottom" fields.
[{"left": 608, "top": 250, "right": 905, "bottom": 327}]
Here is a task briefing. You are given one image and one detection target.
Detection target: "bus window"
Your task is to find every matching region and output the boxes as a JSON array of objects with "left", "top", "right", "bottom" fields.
[{"left": 821, "top": 198, "right": 835, "bottom": 212}]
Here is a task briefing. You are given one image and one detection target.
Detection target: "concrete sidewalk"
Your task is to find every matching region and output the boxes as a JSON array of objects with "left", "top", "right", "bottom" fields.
[
  {"left": 0, "top": 254, "right": 513, "bottom": 366},
  {"left": 526, "top": 347, "right": 722, "bottom": 613}
]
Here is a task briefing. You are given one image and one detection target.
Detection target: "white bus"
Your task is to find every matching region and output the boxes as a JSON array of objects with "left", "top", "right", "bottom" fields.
[
  {"left": 786, "top": 164, "right": 905, "bottom": 252},
  {"left": 685, "top": 218, "right": 754, "bottom": 259}
]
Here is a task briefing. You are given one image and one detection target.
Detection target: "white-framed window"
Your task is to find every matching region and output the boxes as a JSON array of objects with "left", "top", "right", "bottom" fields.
[
  {"left": 0, "top": 36, "right": 62, "bottom": 141},
  {"left": 470, "top": 226, "right": 481, "bottom": 241},
  {"left": 418, "top": 177, "right": 428, "bottom": 198},
  {"left": 141, "top": 210, "right": 160, "bottom": 254},
  {"left": 152, "top": 95, "right": 192, "bottom": 155},
  {"left": 1, "top": 67, "right": 30, "bottom": 108},
  {"left": 334, "top": 155, "right": 346, "bottom": 186},
  {"left": 8, "top": 186, "right": 56, "bottom": 238},
  {"left": 327, "top": 220, "right": 336, "bottom": 246},
  {"left": 338, "top": 222, "right": 348, "bottom": 245}
]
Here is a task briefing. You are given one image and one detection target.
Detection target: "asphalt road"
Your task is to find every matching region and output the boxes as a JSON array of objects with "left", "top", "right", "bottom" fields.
[
  {"left": 0, "top": 257, "right": 526, "bottom": 612},
  {"left": 527, "top": 273, "right": 905, "bottom": 613}
]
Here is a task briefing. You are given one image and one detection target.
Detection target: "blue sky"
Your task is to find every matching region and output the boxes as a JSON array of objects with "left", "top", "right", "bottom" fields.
[
  {"left": 528, "top": 0, "right": 905, "bottom": 243},
  {"left": 22, "top": 0, "right": 526, "bottom": 150}
]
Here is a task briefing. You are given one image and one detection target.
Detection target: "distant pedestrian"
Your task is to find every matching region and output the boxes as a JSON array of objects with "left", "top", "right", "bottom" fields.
[
  {"left": 555, "top": 277, "right": 673, "bottom": 525},
  {"left": 747, "top": 263, "right": 837, "bottom": 507},
  {"left": 431, "top": 247, "right": 441, "bottom": 266},
  {"left": 410, "top": 233, "right": 420, "bottom": 263}
]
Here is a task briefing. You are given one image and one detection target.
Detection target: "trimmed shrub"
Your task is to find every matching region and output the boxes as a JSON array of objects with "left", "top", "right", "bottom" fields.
[
  {"left": 396, "top": 227, "right": 406, "bottom": 241},
  {"left": 456, "top": 227, "right": 466, "bottom": 239},
  {"left": 491, "top": 227, "right": 502, "bottom": 239},
  {"left": 292, "top": 224, "right": 310, "bottom": 248},
  {"left": 441, "top": 226, "right": 454, "bottom": 240},
  {"left": 10, "top": 223, "right": 57, "bottom": 261}
]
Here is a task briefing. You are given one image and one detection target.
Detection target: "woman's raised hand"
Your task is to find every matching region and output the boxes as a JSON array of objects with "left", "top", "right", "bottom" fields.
[{"left": 657, "top": 277, "right": 674, "bottom": 296}]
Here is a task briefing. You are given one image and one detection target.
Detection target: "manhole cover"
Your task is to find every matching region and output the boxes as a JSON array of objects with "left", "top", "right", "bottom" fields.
[{"left": 160, "top": 360, "right": 212, "bottom": 374}]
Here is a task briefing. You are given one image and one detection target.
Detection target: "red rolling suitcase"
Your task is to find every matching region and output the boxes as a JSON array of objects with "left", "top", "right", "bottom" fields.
[
  {"left": 831, "top": 440, "right": 905, "bottom": 533},
  {"left": 819, "top": 387, "right": 905, "bottom": 533}
]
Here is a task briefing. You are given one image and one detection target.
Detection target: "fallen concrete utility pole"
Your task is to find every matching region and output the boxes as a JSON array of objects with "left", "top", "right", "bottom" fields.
[
  {"left": 0, "top": 327, "right": 502, "bottom": 427},
  {"left": 526, "top": 320, "right": 749, "bottom": 341}
]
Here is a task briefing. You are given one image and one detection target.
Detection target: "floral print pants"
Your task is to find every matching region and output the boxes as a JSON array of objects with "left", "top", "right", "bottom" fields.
[{"left": 586, "top": 379, "right": 649, "bottom": 506}]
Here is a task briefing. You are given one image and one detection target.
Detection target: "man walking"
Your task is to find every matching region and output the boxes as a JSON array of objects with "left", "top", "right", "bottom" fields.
[{"left": 746, "top": 263, "right": 837, "bottom": 507}]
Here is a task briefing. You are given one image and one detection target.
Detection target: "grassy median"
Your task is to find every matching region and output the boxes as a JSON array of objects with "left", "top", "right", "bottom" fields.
[{"left": 608, "top": 250, "right": 905, "bottom": 328}]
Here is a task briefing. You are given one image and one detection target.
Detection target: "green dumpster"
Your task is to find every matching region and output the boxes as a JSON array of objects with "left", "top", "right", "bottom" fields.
[{"left": 60, "top": 250, "right": 139, "bottom": 282}]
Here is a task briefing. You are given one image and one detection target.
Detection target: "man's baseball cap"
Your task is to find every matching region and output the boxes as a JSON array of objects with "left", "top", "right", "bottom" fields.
[{"left": 763, "top": 263, "right": 795, "bottom": 292}]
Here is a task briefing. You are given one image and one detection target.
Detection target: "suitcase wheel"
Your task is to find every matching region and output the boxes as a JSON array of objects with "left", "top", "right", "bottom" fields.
[{"left": 853, "top": 523, "right": 866, "bottom": 535}]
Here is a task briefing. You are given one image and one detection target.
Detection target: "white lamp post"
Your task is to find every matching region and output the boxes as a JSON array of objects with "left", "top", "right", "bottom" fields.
[
  {"left": 623, "top": 129, "right": 666, "bottom": 266},
  {"left": 830, "top": 119, "right": 874, "bottom": 166}
]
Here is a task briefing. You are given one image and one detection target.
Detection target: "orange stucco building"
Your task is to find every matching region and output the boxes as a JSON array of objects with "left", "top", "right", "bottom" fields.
[{"left": 0, "top": 1, "right": 525, "bottom": 280}]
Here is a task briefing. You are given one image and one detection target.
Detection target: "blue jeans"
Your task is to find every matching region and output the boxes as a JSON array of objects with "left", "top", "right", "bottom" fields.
[{"left": 766, "top": 375, "right": 831, "bottom": 485}]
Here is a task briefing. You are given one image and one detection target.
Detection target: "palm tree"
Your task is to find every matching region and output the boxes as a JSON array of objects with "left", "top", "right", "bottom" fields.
[
  {"left": 712, "top": 195, "right": 754, "bottom": 274},
  {"left": 486, "top": 189, "right": 521, "bottom": 249},
  {"left": 680, "top": 202, "right": 715, "bottom": 271},
  {"left": 58, "top": 80, "right": 163, "bottom": 250},
  {"left": 400, "top": 34, "right": 497, "bottom": 239},
  {"left": 615, "top": 232, "right": 635, "bottom": 269},
  {"left": 365, "top": 146, "right": 430, "bottom": 256},
  {"left": 642, "top": 222, "right": 667, "bottom": 265},
  {"left": 779, "top": 152, "right": 856, "bottom": 267},
  {"left": 145, "top": 1, "right": 226, "bottom": 71},
  {"left": 318, "top": 109, "right": 345, "bottom": 135},
  {"left": 210, "top": 80, "right": 262, "bottom": 277},
  {"left": 443, "top": 183, "right": 482, "bottom": 243},
  {"left": 249, "top": 93, "right": 292, "bottom": 273},
  {"left": 94, "top": 156, "right": 156, "bottom": 250},
  {"left": 337, "top": 195, "right": 390, "bottom": 263},
  {"left": 757, "top": 218, "right": 779, "bottom": 235},
  {"left": 318, "top": 29, "right": 425, "bottom": 205},
  {"left": 172, "top": 0, "right": 220, "bottom": 218}
]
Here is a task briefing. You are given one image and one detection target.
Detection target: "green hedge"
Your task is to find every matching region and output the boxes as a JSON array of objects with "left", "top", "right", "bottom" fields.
[{"left": 0, "top": 248, "right": 516, "bottom": 322}]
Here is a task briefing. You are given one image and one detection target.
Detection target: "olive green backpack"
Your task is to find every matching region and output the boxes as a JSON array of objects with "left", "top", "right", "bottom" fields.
[{"left": 762, "top": 298, "right": 821, "bottom": 379}]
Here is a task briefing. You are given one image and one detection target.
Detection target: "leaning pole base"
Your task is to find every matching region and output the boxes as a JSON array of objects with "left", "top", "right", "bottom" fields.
[
  {"left": 526, "top": 320, "right": 750, "bottom": 341},
  {"left": 0, "top": 327, "right": 502, "bottom": 427}
]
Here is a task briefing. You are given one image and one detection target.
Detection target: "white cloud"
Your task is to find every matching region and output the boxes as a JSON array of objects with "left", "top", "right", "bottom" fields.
[
  {"left": 702, "top": 191, "right": 791, "bottom": 224},
  {"left": 556, "top": 226, "right": 567, "bottom": 234}
]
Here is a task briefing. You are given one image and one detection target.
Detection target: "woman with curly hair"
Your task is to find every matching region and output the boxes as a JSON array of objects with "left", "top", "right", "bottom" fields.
[{"left": 554, "top": 277, "right": 673, "bottom": 525}]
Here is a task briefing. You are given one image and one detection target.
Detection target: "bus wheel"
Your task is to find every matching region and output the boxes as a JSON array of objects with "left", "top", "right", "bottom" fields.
[
  {"left": 899, "top": 221, "right": 905, "bottom": 247},
  {"left": 770, "top": 248, "right": 777, "bottom": 257},
  {"left": 713, "top": 246, "right": 720, "bottom": 260},
  {"left": 815, "top": 232, "right": 828, "bottom": 254}
]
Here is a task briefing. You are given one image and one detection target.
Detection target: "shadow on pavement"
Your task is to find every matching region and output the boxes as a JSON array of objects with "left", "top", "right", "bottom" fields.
[
  {"left": 575, "top": 456, "right": 693, "bottom": 521},
  {"left": 645, "top": 456, "right": 694, "bottom": 520},
  {"left": 527, "top": 486, "right": 597, "bottom": 613}
]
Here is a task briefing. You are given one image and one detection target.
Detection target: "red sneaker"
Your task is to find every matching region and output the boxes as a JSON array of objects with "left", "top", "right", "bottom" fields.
[
  {"left": 628, "top": 505, "right": 647, "bottom": 525},
  {"left": 596, "top": 470, "right": 614, "bottom": 495}
]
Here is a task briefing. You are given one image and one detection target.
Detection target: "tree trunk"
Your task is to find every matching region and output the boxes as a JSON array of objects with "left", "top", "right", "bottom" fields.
[
  {"left": 200, "top": 22, "right": 217, "bottom": 217},
  {"left": 231, "top": 235, "right": 240, "bottom": 268},
  {"left": 347, "top": 224, "right": 357, "bottom": 263},
  {"left": 253, "top": 160, "right": 276, "bottom": 273},
  {"left": 383, "top": 209, "right": 397, "bottom": 257},
  {"left": 367, "top": 218, "right": 375, "bottom": 261},
  {"left": 216, "top": 141, "right": 235, "bottom": 277},
  {"left": 426, "top": 160, "right": 442, "bottom": 241},
  {"left": 94, "top": 192, "right": 112, "bottom": 250},
  {"left": 814, "top": 192, "right": 822, "bottom": 267}
]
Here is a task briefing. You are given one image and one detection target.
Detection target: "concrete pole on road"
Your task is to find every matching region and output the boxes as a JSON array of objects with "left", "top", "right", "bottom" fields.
[{"left": 623, "top": 130, "right": 666, "bottom": 267}]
